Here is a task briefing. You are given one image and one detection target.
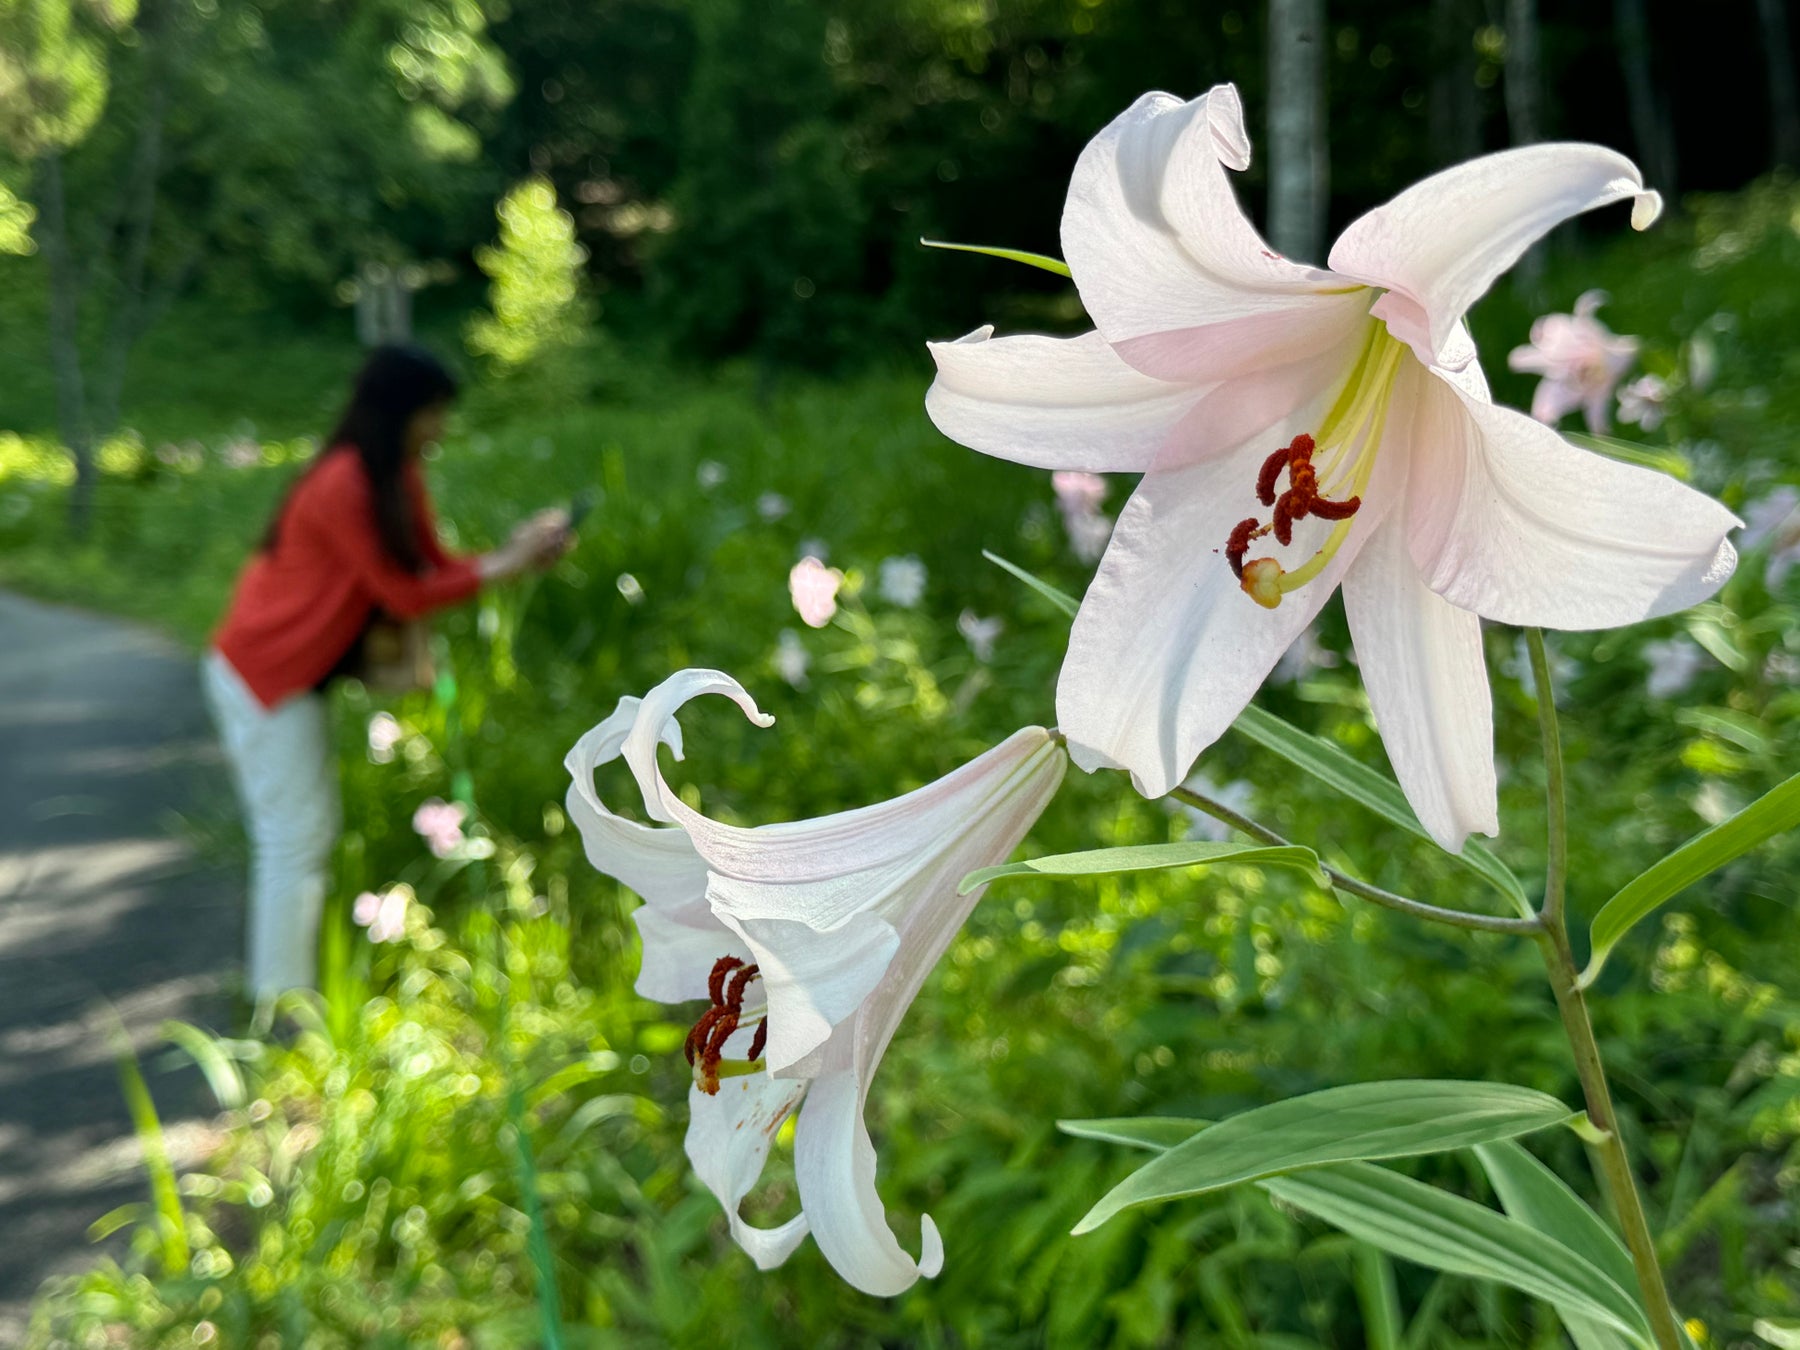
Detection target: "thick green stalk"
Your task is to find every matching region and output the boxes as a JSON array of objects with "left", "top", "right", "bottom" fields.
[{"left": 1526, "top": 629, "right": 1681, "bottom": 1350}]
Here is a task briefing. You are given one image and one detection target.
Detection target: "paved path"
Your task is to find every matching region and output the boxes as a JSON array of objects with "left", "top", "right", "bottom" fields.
[{"left": 0, "top": 591, "right": 239, "bottom": 1340}]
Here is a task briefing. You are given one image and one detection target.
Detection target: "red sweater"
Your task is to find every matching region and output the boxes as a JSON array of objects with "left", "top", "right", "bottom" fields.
[{"left": 214, "top": 447, "right": 481, "bottom": 707}]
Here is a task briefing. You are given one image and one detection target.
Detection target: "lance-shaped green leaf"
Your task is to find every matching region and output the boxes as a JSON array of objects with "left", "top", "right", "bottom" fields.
[
  {"left": 1230, "top": 704, "right": 1532, "bottom": 916},
  {"left": 1582, "top": 769, "right": 1800, "bottom": 986},
  {"left": 962, "top": 839, "right": 1326, "bottom": 896},
  {"left": 1057, "top": 1117, "right": 1211, "bottom": 1153},
  {"left": 1072, "top": 1080, "right": 1572, "bottom": 1234},
  {"left": 1263, "top": 1163, "right": 1653, "bottom": 1347},
  {"left": 1475, "top": 1141, "right": 1647, "bottom": 1350},
  {"left": 920, "top": 238, "right": 1073, "bottom": 277},
  {"left": 981, "top": 549, "right": 1079, "bottom": 618}
]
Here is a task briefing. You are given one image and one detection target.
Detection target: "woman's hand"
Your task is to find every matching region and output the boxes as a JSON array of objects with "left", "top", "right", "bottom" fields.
[{"left": 478, "top": 510, "right": 573, "bottom": 582}]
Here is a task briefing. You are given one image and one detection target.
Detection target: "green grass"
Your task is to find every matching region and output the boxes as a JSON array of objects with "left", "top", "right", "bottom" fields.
[{"left": 15, "top": 184, "right": 1800, "bottom": 1347}]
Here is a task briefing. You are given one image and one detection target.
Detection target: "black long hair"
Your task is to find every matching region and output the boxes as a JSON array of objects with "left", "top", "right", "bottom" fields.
[{"left": 262, "top": 344, "right": 459, "bottom": 573}]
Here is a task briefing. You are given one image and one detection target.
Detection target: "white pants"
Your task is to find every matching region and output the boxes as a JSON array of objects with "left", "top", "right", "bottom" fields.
[{"left": 201, "top": 651, "right": 340, "bottom": 998}]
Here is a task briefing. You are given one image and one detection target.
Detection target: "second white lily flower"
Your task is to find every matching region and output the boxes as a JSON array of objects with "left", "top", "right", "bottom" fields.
[{"left": 564, "top": 668, "right": 1066, "bottom": 1296}]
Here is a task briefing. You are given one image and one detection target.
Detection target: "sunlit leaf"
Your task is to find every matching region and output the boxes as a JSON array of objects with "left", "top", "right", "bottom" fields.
[
  {"left": 1230, "top": 704, "right": 1531, "bottom": 915},
  {"left": 981, "top": 549, "right": 1079, "bottom": 617},
  {"left": 1264, "top": 1163, "right": 1653, "bottom": 1346},
  {"left": 963, "top": 839, "right": 1326, "bottom": 896},
  {"left": 920, "top": 238, "right": 1073, "bottom": 277},
  {"left": 1057, "top": 1117, "right": 1211, "bottom": 1152},
  {"left": 1073, "top": 1080, "right": 1572, "bottom": 1234},
  {"left": 1475, "top": 1140, "right": 1645, "bottom": 1350},
  {"left": 1582, "top": 769, "right": 1800, "bottom": 985}
]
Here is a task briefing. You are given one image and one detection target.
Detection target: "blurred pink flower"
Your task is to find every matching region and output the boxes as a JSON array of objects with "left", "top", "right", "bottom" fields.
[
  {"left": 1507, "top": 290, "right": 1639, "bottom": 433},
  {"left": 1052, "top": 471, "right": 1113, "bottom": 562},
  {"left": 788, "top": 556, "right": 844, "bottom": 628},
  {"left": 1616, "top": 374, "right": 1667, "bottom": 431},
  {"left": 352, "top": 885, "right": 412, "bottom": 943},
  {"left": 1742, "top": 487, "right": 1800, "bottom": 586},
  {"left": 412, "top": 798, "right": 467, "bottom": 858}
]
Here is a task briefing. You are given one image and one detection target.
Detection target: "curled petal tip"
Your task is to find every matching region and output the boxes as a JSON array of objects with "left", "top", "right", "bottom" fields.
[{"left": 1631, "top": 189, "right": 1662, "bottom": 231}]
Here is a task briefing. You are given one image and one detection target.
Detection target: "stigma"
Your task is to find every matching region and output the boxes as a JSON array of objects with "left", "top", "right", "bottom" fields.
[
  {"left": 684, "top": 955, "right": 768, "bottom": 1094},
  {"left": 1226, "top": 434, "right": 1363, "bottom": 607}
]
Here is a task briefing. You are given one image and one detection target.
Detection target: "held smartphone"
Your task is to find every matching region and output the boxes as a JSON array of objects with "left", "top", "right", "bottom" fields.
[{"left": 567, "top": 488, "right": 596, "bottom": 531}]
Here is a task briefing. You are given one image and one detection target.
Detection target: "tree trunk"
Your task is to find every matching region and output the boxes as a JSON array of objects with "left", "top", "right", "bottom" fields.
[
  {"left": 1756, "top": 0, "right": 1800, "bottom": 170},
  {"left": 1429, "top": 0, "right": 1480, "bottom": 167},
  {"left": 1267, "top": 0, "right": 1327, "bottom": 263},
  {"left": 92, "top": 62, "right": 168, "bottom": 438},
  {"left": 36, "top": 153, "right": 94, "bottom": 536},
  {"left": 1504, "top": 0, "right": 1545, "bottom": 291},
  {"left": 1614, "top": 0, "right": 1676, "bottom": 194}
]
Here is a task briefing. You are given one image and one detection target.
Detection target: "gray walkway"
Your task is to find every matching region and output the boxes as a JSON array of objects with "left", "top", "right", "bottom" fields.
[{"left": 0, "top": 591, "right": 240, "bottom": 1340}]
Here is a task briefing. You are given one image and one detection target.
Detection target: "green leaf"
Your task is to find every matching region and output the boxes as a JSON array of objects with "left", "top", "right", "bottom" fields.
[
  {"left": 1230, "top": 704, "right": 1532, "bottom": 916},
  {"left": 1263, "top": 1163, "right": 1653, "bottom": 1346},
  {"left": 962, "top": 839, "right": 1326, "bottom": 896},
  {"left": 1564, "top": 431, "right": 1690, "bottom": 481},
  {"left": 1057, "top": 1117, "right": 1211, "bottom": 1152},
  {"left": 160, "top": 1019, "right": 246, "bottom": 1110},
  {"left": 1353, "top": 1244, "right": 1404, "bottom": 1350},
  {"left": 920, "top": 238, "right": 1073, "bottom": 277},
  {"left": 1073, "top": 1080, "right": 1572, "bottom": 1234},
  {"left": 1474, "top": 1141, "right": 1646, "bottom": 1350},
  {"left": 981, "top": 549, "right": 1079, "bottom": 618},
  {"left": 1582, "top": 769, "right": 1800, "bottom": 985}
]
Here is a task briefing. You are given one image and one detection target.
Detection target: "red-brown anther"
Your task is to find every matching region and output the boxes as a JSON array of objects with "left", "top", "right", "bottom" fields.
[
  {"left": 746, "top": 1020, "right": 767, "bottom": 1063},
  {"left": 1255, "top": 444, "right": 1292, "bottom": 506},
  {"left": 1309, "top": 494, "right": 1362, "bottom": 521},
  {"left": 1272, "top": 493, "right": 1298, "bottom": 547},
  {"left": 726, "top": 963, "right": 759, "bottom": 1007},
  {"left": 707, "top": 955, "right": 744, "bottom": 1005},
  {"left": 1226, "top": 516, "right": 1265, "bottom": 580}
]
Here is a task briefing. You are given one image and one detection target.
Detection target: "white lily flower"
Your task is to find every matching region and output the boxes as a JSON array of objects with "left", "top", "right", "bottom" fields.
[
  {"left": 926, "top": 84, "right": 1740, "bottom": 850},
  {"left": 564, "top": 669, "right": 1066, "bottom": 1296}
]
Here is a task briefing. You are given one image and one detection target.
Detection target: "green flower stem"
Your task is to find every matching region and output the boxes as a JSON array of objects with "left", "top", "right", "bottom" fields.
[
  {"left": 1536, "top": 926, "right": 1683, "bottom": 1350},
  {"left": 1527, "top": 627, "right": 1681, "bottom": 1350},
  {"left": 1525, "top": 629, "right": 1569, "bottom": 932},
  {"left": 1168, "top": 786, "right": 1539, "bottom": 936}
]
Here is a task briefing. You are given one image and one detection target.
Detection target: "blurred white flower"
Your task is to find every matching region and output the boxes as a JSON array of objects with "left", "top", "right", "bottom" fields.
[
  {"left": 367, "top": 712, "right": 403, "bottom": 764},
  {"left": 1642, "top": 637, "right": 1712, "bottom": 699},
  {"left": 1763, "top": 649, "right": 1800, "bottom": 684},
  {"left": 1168, "top": 774, "right": 1257, "bottom": 842},
  {"left": 353, "top": 884, "right": 413, "bottom": 943},
  {"left": 1508, "top": 290, "right": 1640, "bottom": 434},
  {"left": 957, "top": 610, "right": 1003, "bottom": 662},
  {"left": 697, "top": 460, "right": 728, "bottom": 490},
  {"left": 220, "top": 438, "right": 261, "bottom": 469},
  {"left": 789, "top": 556, "right": 844, "bottom": 628},
  {"left": 1273, "top": 625, "right": 1338, "bottom": 683},
  {"left": 616, "top": 573, "right": 646, "bottom": 605},
  {"left": 773, "top": 629, "right": 810, "bottom": 688},
  {"left": 412, "top": 798, "right": 468, "bottom": 858},
  {"left": 1065, "top": 510, "right": 1114, "bottom": 564},
  {"left": 757, "top": 492, "right": 791, "bottom": 522},
  {"left": 1741, "top": 487, "right": 1800, "bottom": 586},
  {"left": 1616, "top": 374, "right": 1668, "bottom": 431},
  {"left": 797, "top": 537, "right": 829, "bottom": 562},
  {"left": 877, "top": 555, "right": 927, "bottom": 607},
  {"left": 1686, "top": 334, "right": 1718, "bottom": 393}
]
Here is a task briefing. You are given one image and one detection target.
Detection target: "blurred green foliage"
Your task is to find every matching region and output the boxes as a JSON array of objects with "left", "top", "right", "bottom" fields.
[{"left": 6, "top": 181, "right": 1800, "bottom": 1346}]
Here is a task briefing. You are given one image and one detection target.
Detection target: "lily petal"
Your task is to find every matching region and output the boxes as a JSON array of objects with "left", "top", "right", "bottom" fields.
[
  {"left": 565, "top": 697, "right": 739, "bottom": 1002},
  {"left": 793, "top": 1070, "right": 944, "bottom": 1298},
  {"left": 1341, "top": 517, "right": 1498, "bottom": 852},
  {"left": 685, "top": 1072, "right": 811, "bottom": 1270},
  {"left": 1062, "top": 86, "right": 1357, "bottom": 379},
  {"left": 1329, "top": 143, "right": 1661, "bottom": 366},
  {"left": 924, "top": 326, "right": 1203, "bottom": 472},
  {"left": 1057, "top": 414, "right": 1398, "bottom": 797},
  {"left": 1410, "top": 372, "right": 1740, "bottom": 629}
]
